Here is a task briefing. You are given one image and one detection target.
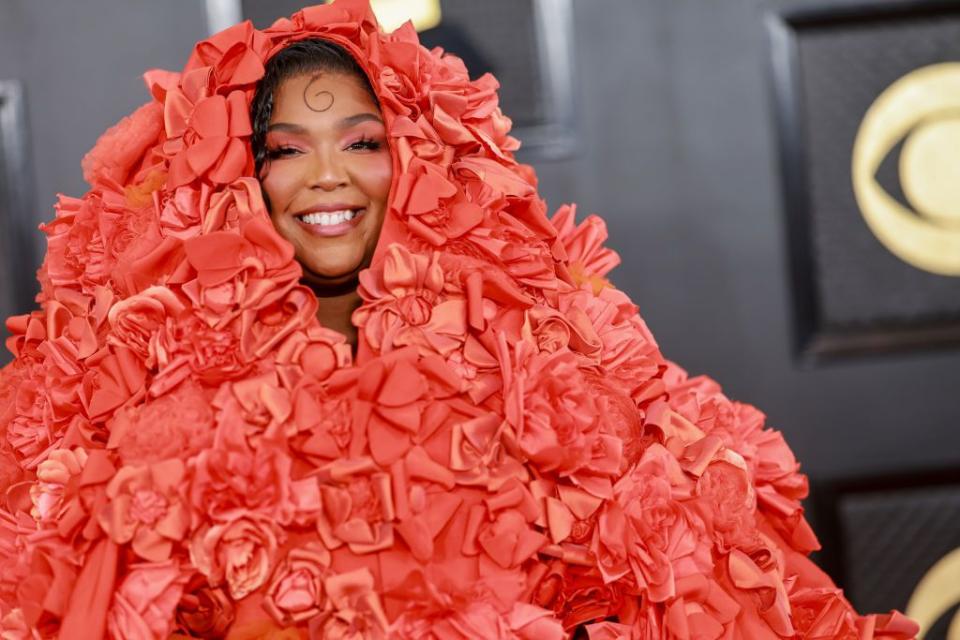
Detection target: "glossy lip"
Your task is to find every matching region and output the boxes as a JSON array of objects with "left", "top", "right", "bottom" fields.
[{"left": 296, "top": 207, "right": 366, "bottom": 237}]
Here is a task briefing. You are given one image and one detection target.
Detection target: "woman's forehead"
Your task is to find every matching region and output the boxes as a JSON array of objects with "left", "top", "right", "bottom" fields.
[{"left": 271, "top": 72, "right": 380, "bottom": 121}]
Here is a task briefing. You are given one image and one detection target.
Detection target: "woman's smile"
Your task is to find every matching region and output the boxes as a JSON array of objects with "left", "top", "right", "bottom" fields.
[{"left": 294, "top": 204, "right": 366, "bottom": 237}]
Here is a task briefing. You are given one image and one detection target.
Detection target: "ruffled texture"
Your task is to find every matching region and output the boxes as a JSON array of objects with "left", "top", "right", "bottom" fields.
[{"left": 0, "top": 1, "right": 916, "bottom": 638}]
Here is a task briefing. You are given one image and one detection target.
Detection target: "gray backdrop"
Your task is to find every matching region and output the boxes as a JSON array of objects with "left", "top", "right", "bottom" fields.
[{"left": 0, "top": 0, "right": 957, "bottom": 529}]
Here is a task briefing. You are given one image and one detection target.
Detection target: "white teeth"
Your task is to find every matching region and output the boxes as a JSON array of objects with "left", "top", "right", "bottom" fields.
[{"left": 299, "top": 210, "right": 358, "bottom": 226}]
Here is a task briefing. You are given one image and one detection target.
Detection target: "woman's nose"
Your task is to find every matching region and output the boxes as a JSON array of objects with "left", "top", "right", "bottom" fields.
[{"left": 309, "top": 148, "right": 349, "bottom": 191}]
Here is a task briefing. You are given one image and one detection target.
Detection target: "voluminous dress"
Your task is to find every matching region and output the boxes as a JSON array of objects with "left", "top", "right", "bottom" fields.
[{"left": 0, "top": 2, "right": 919, "bottom": 638}]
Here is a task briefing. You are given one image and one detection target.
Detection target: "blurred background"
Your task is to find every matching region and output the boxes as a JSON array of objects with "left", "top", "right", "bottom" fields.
[{"left": 1, "top": 0, "right": 958, "bottom": 635}]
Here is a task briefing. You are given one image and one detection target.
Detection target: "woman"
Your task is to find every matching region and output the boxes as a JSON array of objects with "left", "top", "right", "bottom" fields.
[
  {"left": 253, "top": 39, "right": 391, "bottom": 352},
  {"left": 0, "top": 2, "right": 919, "bottom": 638}
]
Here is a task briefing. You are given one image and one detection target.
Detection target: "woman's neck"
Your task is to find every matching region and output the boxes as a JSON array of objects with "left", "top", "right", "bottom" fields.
[{"left": 313, "top": 287, "right": 361, "bottom": 353}]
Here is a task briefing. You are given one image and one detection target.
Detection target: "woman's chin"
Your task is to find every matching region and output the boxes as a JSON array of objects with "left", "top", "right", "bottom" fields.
[{"left": 300, "top": 260, "right": 366, "bottom": 292}]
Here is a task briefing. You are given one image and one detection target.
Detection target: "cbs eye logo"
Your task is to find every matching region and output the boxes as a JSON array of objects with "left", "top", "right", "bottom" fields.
[{"left": 852, "top": 63, "right": 960, "bottom": 277}]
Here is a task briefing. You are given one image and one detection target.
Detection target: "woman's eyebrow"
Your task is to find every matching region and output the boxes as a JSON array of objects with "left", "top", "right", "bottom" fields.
[
  {"left": 266, "top": 114, "right": 382, "bottom": 133},
  {"left": 266, "top": 122, "right": 307, "bottom": 133},
  {"left": 338, "top": 113, "right": 383, "bottom": 128}
]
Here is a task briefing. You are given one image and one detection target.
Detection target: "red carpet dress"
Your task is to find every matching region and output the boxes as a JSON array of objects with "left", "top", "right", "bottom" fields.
[{"left": 0, "top": 1, "right": 919, "bottom": 638}]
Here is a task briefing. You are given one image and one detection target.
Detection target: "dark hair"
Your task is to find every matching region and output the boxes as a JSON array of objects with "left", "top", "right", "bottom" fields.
[{"left": 250, "top": 38, "right": 378, "bottom": 175}]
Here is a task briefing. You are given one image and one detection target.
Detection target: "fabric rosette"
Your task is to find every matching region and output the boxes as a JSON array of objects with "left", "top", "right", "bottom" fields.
[
  {"left": 263, "top": 545, "right": 332, "bottom": 626},
  {"left": 189, "top": 511, "right": 282, "bottom": 601}
]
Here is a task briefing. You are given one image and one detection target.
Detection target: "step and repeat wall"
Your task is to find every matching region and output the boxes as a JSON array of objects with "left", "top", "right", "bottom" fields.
[{"left": 2, "top": 0, "right": 958, "bottom": 635}]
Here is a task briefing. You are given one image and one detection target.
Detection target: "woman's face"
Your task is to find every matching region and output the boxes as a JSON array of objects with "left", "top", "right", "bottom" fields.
[{"left": 260, "top": 71, "right": 391, "bottom": 289}]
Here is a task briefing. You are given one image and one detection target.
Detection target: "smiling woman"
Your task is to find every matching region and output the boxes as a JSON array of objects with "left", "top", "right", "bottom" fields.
[{"left": 252, "top": 39, "right": 392, "bottom": 347}]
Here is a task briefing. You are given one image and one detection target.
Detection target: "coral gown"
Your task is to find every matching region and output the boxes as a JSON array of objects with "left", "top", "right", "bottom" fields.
[{"left": 0, "top": 1, "right": 919, "bottom": 638}]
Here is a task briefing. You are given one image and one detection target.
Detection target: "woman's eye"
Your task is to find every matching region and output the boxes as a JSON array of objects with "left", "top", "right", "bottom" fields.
[
  {"left": 266, "top": 146, "right": 299, "bottom": 160},
  {"left": 347, "top": 137, "right": 381, "bottom": 151}
]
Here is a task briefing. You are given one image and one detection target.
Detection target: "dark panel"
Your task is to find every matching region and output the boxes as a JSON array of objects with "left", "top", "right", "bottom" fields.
[
  {"left": 814, "top": 470, "right": 960, "bottom": 639},
  {"left": 768, "top": 1, "right": 960, "bottom": 359}
]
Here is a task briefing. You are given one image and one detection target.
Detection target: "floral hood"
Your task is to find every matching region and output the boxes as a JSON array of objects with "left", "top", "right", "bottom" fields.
[{"left": 0, "top": 2, "right": 917, "bottom": 638}]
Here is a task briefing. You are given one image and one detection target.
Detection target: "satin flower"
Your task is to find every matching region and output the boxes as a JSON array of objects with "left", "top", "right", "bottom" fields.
[
  {"left": 97, "top": 459, "right": 190, "bottom": 562},
  {"left": 189, "top": 511, "right": 281, "bottom": 601}
]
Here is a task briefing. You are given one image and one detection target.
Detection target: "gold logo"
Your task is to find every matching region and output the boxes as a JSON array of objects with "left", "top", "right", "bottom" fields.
[
  {"left": 906, "top": 546, "right": 960, "bottom": 639},
  {"left": 851, "top": 63, "right": 960, "bottom": 276}
]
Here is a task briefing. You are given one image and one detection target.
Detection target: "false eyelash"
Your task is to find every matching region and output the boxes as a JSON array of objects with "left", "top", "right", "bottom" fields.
[
  {"left": 265, "top": 146, "right": 299, "bottom": 160},
  {"left": 349, "top": 136, "right": 381, "bottom": 151}
]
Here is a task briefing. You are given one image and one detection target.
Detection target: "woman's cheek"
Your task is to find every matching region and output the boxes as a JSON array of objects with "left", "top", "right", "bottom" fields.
[
  {"left": 261, "top": 164, "right": 300, "bottom": 215},
  {"left": 358, "top": 154, "right": 393, "bottom": 202}
]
